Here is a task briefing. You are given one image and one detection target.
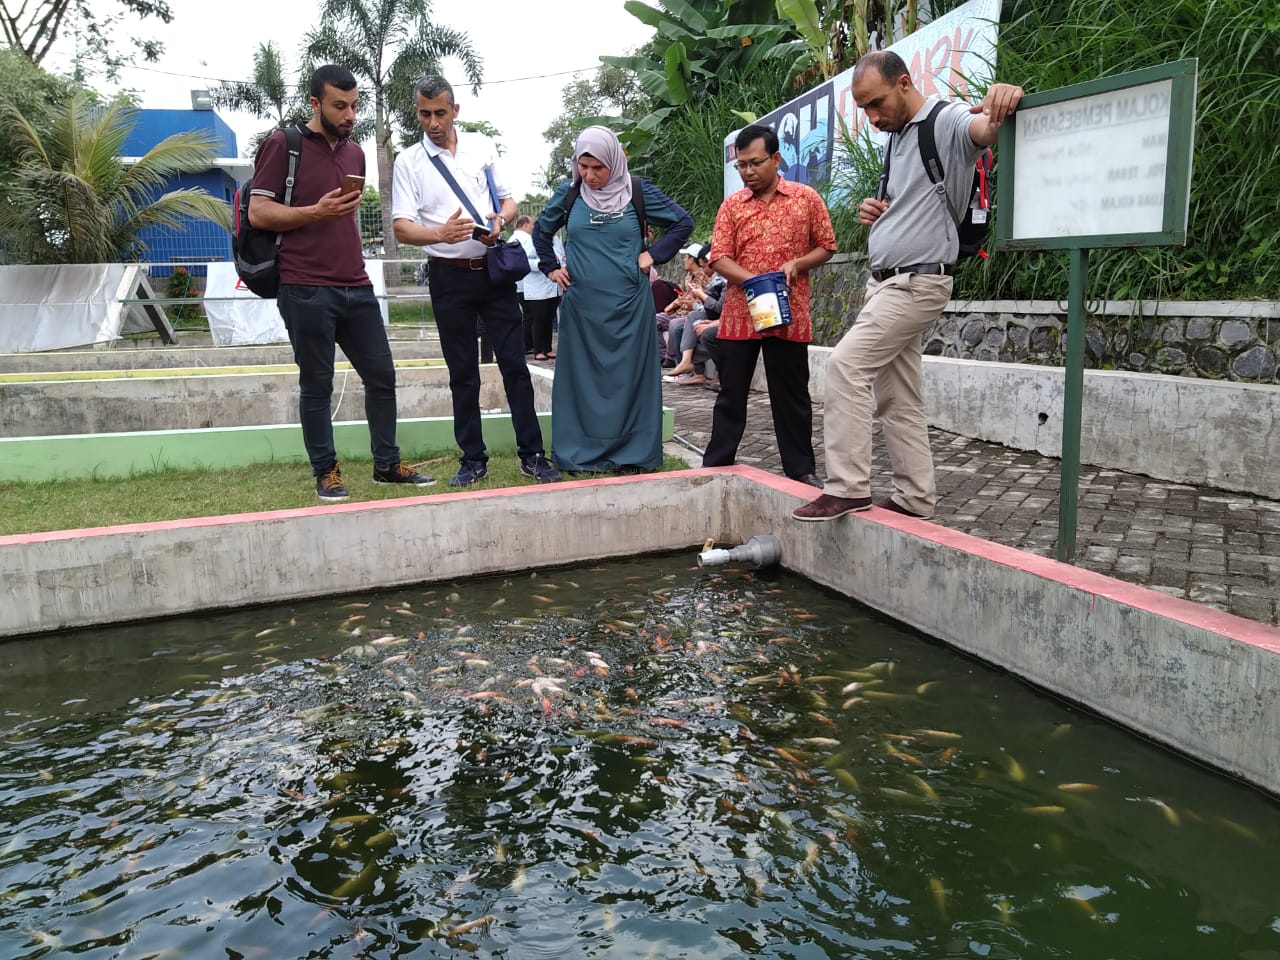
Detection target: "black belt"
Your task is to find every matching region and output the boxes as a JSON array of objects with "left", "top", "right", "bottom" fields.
[
  {"left": 871, "top": 262, "right": 953, "bottom": 282},
  {"left": 428, "top": 256, "right": 487, "bottom": 271}
]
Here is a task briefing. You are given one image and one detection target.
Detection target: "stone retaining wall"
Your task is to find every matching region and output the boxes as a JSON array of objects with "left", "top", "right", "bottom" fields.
[{"left": 803, "top": 255, "right": 1280, "bottom": 384}]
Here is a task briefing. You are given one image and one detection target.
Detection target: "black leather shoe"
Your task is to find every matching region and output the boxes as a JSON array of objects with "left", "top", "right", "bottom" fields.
[{"left": 791, "top": 473, "right": 824, "bottom": 489}]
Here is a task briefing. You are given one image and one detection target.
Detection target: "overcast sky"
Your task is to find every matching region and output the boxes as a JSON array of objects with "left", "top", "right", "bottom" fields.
[{"left": 43, "top": 0, "right": 655, "bottom": 198}]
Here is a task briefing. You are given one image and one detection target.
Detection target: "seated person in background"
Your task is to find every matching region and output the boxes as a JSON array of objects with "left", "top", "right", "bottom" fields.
[
  {"left": 650, "top": 268, "right": 682, "bottom": 364},
  {"left": 513, "top": 214, "right": 563, "bottom": 360},
  {"left": 664, "top": 316, "right": 721, "bottom": 389},
  {"left": 665, "top": 249, "right": 726, "bottom": 385},
  {"left": 693, "top": 319, "right": 721, "bottom": 390},
  {"left": 658, "top": 243, "right": 711, "bottom": 365}
]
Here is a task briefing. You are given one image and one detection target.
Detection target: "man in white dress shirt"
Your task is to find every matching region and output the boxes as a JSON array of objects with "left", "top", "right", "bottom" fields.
[{"left": 391, "top": 75, "right": 559, "bottom": 486}]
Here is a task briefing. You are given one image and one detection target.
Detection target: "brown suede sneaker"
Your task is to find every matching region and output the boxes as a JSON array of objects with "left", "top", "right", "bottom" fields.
[
  {"left": 792, "top": 493, "right": 873, "bottom": 522},
  {"left": 876, "top": 497, "right": 930, "bottom": 519}
]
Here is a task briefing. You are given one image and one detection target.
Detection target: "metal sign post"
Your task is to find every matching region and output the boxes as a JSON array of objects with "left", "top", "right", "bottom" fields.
[{"left": 996, "top": 59, "right": 1198, "bottom": 562}]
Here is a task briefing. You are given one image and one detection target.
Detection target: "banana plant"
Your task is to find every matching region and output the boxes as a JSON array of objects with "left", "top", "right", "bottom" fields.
[{"left": 603, "top": 0, "right": 798, "bottom": 154}]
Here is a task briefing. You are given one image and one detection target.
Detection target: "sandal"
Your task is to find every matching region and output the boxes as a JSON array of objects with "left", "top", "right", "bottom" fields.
[
  {"left": 534, "top": 353, "right": 549, "bottom": 361},
  {"left": 545, "top": 352, "right": 555, "bottom": 359}
]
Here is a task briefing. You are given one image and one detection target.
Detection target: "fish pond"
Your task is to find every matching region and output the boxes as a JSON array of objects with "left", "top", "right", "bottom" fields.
[{"left": 1, "top": 556, "right": 1278, "bottom": 959}]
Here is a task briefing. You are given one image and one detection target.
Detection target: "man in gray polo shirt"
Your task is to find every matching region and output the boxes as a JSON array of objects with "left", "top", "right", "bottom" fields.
[{"left": 794, "top": 51, "right": 1022, "bottom": 522}]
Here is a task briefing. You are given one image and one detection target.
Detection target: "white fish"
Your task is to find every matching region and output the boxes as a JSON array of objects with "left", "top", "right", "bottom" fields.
[{"left": 531, "top": 678, "right": 566, "bottom": 698}]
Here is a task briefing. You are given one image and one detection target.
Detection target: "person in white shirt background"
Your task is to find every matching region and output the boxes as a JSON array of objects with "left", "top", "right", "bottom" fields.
[{"left": 513, "top": 214, "right": 563, "bottom": 361}]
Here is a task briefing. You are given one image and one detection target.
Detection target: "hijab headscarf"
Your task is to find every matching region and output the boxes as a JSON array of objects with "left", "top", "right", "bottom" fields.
[{"left": 571, "top": 125, "right": 632, "bottom": 214}]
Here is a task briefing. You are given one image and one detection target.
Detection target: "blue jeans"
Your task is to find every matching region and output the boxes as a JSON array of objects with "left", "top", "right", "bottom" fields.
[
  {"left": 277, "top": 284, "right": 400, "bottom": 475},
  {"left": 427, "top": 264, "right": 544, "bottom": 464}
]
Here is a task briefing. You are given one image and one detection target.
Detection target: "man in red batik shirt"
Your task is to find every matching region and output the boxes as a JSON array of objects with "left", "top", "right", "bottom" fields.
[{"left": 701, "top": 123, "right": 836, "bottom": 488}]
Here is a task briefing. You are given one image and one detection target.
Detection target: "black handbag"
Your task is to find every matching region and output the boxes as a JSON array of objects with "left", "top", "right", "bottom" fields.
[
  {"left": 427, "top": 151, "right": 530, "bottom": 286},
  {"left": 484, "top": 239, "right": 532, "bottom": 285}
]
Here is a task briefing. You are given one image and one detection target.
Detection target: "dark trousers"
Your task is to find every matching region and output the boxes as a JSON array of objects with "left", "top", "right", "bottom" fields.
[
  {"left": 701, "top": 336, "right": 815, "bottom": 479},
  {"left": 694, "top": 324, "right": 719, "bottom": 375},
  {"left": 428, "top": 265, "right": 544, "bottom": 464},
  {"left": 277, "top": 283, "right": 399, "bottom": 475},
  {"left": 520, "top": 295, "right": 531, "bottom": 353},
  {"left": 522, "top": 296, "right": 558, "bottom": 355}
]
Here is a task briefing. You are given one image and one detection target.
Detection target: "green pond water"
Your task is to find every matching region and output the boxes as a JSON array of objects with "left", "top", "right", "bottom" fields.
[{"left": 1, "top": 557, "right": 1277, "bottom": 959}]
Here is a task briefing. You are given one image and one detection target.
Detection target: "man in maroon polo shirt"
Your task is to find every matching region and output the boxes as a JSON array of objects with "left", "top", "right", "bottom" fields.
[{"left": 248, "top": 64, "right": 433, "bottom": 501}]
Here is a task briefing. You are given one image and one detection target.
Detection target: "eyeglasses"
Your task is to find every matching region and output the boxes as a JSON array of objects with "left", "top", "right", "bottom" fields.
[
  {"left": 588, "top": 210, "right": 625, "bottom": 226},
  {"left": 734, "top": 157, "right": 774, "bottom": 172}
]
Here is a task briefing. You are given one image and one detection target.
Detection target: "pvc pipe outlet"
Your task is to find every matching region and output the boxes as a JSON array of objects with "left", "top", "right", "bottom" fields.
[{"left": 697, "top": 534, "right": 781, "bottom": 570}]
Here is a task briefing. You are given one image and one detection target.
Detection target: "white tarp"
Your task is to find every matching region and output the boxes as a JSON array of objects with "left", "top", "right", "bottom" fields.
[
  {"left": 0, "top": 264, "right": 170, "bottom": 353},
  {"left": 203, "top": 260, "right": 390, "bottom": 346}
]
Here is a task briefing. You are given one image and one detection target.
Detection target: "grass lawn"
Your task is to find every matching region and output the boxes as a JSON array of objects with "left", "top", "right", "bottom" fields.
[
  {"left": 2, "top": 453, "right": 691, "bottom": 536},
  {"left": 387, "top": 301, "right": 436, "bottom": 325}
]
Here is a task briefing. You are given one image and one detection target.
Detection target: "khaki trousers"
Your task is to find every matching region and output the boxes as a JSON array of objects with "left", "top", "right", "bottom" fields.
[{"left": 823, "top": 272, "right": 952, "bottom": 516}]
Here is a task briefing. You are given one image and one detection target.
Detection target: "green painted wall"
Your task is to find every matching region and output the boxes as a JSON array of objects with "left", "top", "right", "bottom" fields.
[{"left": 1, "top": 410, "right": 676, "bottom": 481}]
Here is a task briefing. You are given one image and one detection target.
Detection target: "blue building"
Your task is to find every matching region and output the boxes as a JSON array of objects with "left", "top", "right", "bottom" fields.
[{"left": 121, "top": 102, "right": 251, "bottom": 277}]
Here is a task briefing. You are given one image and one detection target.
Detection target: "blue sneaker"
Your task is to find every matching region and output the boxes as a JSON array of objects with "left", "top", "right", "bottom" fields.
[
  {"left": 520, "top": 454, "right": 562, "bottom": 484},
  {"left": 449, "top": 459, "right": 488, "bottom": 487},
  {"left": 316, "top": 464, "right": 349, "bottom": 501}
]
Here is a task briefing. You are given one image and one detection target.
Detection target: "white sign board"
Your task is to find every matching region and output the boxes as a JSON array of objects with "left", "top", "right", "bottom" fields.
[
  {"left": 997, "top": 59, "right": 1197, "bottom": 250},
  {"left": 1012, "top": 79, "right": 1175, "bottom": 239}
]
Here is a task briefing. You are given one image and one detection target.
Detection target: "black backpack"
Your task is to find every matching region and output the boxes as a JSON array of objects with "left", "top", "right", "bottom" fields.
[
  {"left": 878, "top": 101, "right": 993, "bottom": 261},
  {"left": 562, "top": 176, "right": 648, "bottom": 248},
  {"left": 233, "top": 124, "right": 303, "bottom": 298}
]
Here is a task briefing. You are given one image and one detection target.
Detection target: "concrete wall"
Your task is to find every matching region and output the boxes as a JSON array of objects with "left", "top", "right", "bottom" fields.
[
  {"left": 2, "top": 466, "right": 1275, "bottom": 796},
  {"left": 801, "top": 253, "right": 1279, "bottom": 385},
  {"left": 0, "top": 367, "right": 612, "bottom": 481},
  {"left": 0, "top": 365, "right": 468, "bottom": 436},
  {"left": 803, "top": 348, "right": 1280, "bottom": 500},
  {"left": 719, "top": 470, "right": 1280, "bottom": 797},
  {"left": 0, "top": 413, "right": 567, "bottom": 482},
  {"left": 922, "top": 360, "right": 1280, "bottom": 499},
  {"left": 933, "top": 299, "right": 1280, "bottom": 384},
  {"left": 0, "top": 340, "right": 441, "bottom": 374}
]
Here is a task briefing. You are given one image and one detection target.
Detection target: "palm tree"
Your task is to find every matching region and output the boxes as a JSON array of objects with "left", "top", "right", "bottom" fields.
[
  {"left": 0, "top": 93, "right": 232, "bottom": 264},
  {"left": 210, "top": 41, "right": 313, "bottom": 154},
  {"left": 304, "top": 0, "right": 483, "bottom": 269}
]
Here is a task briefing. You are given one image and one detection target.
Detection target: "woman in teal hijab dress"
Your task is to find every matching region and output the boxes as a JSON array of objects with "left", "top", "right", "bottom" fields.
[{"left": 533, "top": 126, "right": 692, "bottom": 473}]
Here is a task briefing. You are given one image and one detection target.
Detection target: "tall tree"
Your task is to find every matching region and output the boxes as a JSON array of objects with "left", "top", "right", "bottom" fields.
[
  {"left": 602, "top": 0, "right": 800, "bottom": 155},
  {"left": 304, "top": 0, "right": 483, "bottom": 268},
  {"left": 207, "top": 41, "right": 367, "bottom": 156},
  {"left": 1, "top": 0, "right": 172, "bottom": 76},
  {"left": 542, "top": 63, "right": 654, "bottom": 188},
  {"left": 0, "top": 93, "right": 231, "bottom": 264},
  {"left": 0, "top": 47, "right": 82, "bottom": 223},
  {"left": 210, "top": 41, "right": 312, "bottom": 153}
]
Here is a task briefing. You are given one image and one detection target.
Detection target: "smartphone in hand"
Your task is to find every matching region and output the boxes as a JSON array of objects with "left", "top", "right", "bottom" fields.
[{"left": 340, "top": 174, "right": 365, "bottom": 197}]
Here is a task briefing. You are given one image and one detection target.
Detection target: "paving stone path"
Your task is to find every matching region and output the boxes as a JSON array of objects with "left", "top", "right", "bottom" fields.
[{"left": 657, "top": 376, "right": 1280, "bottom": 628}]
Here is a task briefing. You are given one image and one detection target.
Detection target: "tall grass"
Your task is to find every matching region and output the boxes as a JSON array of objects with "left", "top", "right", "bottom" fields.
[
  {"left": 819, "top": 118, "right": 887, "bottom": 257},
  {"left": 957, "top": 0, "right": 1280, "bottom": 302}
]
